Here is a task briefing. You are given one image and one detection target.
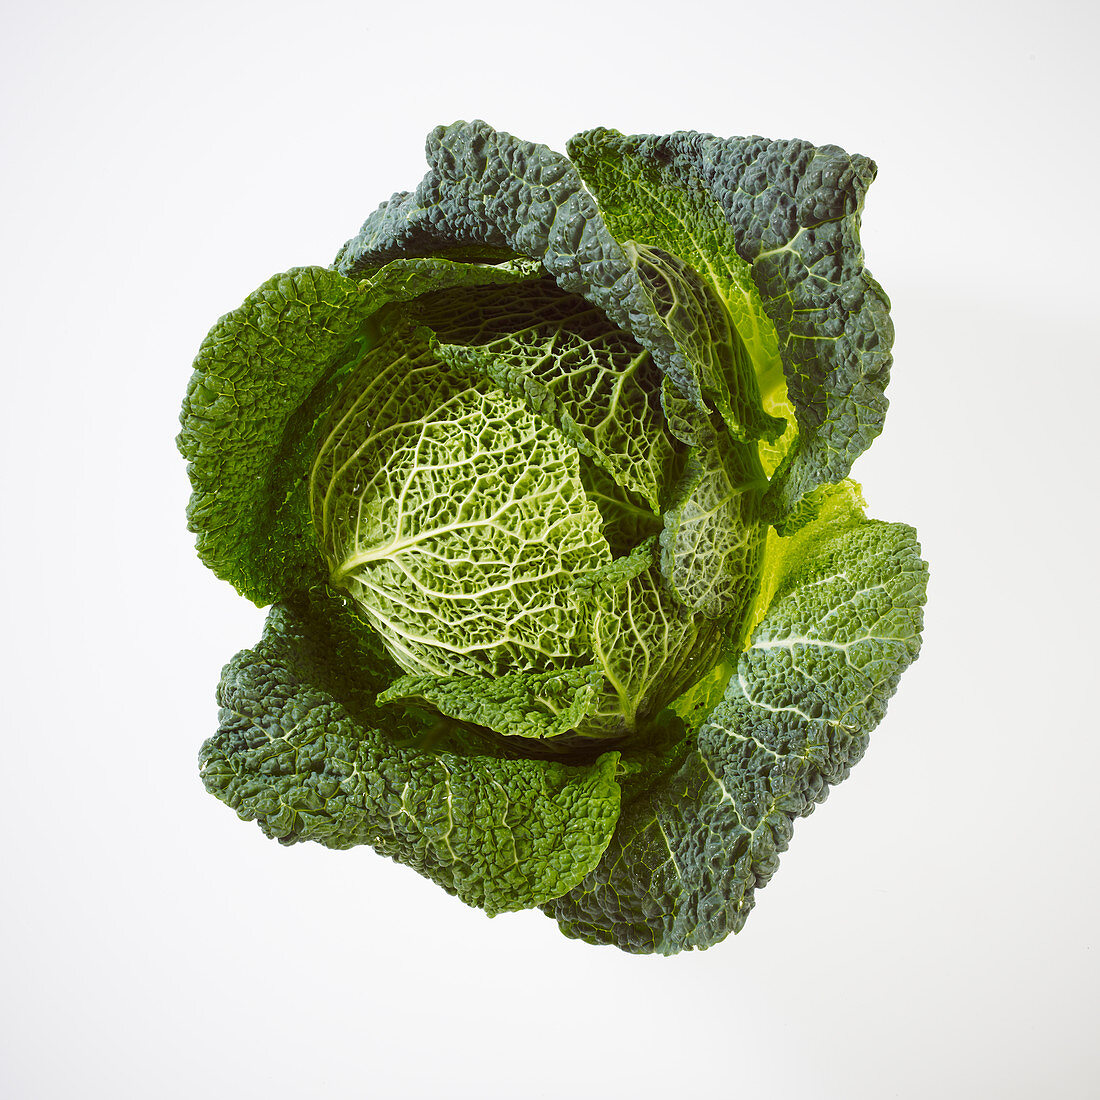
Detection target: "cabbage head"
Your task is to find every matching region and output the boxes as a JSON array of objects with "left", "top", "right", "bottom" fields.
[{"left": 179, "top": 122, "right": 927, "bottom": 954}]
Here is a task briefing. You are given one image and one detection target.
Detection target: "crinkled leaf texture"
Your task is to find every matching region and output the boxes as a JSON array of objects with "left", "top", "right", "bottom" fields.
[
  {"left": 179, "top": 259, "right": 539, "bottom": 604},
  {"left": 337, "top": 120, "right": 892, "bottom": 523},
  {"left": 543, "top": 483, "right": 927, "bottom": 952},
  {"left": 182, "top": 120, "right": 926, "bottom": 955},
  {"left": 202, "top": 589, "right": 623, "bottom": 914}
]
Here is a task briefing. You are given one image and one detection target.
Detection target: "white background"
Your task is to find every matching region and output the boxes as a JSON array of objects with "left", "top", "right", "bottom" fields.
[{"left": 3, "top": 1, "right": 1097, "bottom": 1096}]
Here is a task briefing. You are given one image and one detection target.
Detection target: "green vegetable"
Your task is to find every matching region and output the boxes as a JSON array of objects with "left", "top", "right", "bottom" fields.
[{"left": 180, "top": 121, "right": 927, "bottom": 953}]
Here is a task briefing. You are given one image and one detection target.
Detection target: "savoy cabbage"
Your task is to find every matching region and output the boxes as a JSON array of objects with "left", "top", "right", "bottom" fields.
[{"left": 179, "top": 121, "right": 927, "bottom": 953}]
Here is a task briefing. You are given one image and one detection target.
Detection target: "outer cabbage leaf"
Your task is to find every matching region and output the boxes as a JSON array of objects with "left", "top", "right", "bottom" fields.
[
  {"left": 566, "top": 129, "right": 782, "bottom": 385},
  {"left": 202, "top": 589, "right": 623, "bottom": 914},
  {"left": 566, "top": 128, "right": 796, "bottom": 477},
  {"left": 566, "top": 127, "right": 892, "bottom": 521},
  {"left": 178, "top": 267, "right": 365, "bottom": 603},
  {"left": 544, "top": 483, "right": 927, "bottom": 952},
  {"left": 179, "top": 258, "right": 541, "bottom": 604},
  {"left": 333, "top": 120, "right": 769, "bottom": 430}
]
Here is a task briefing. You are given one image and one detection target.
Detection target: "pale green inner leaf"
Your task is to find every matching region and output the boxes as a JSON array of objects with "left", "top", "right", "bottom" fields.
[
  {"left": 413, "top": 278, "right": 678, "bottom": 513},
  {"left": 575, "top": 538, "right": 725, "bottom": 736},
  {"left": 310, "top": 311, "right": 611, "bottom": 679},
  {"left": 660, "top": 424, "right": 769, "bottom": 620},
  {"left": 377, "top": 666, "right": 605, "bottom": 740}
]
